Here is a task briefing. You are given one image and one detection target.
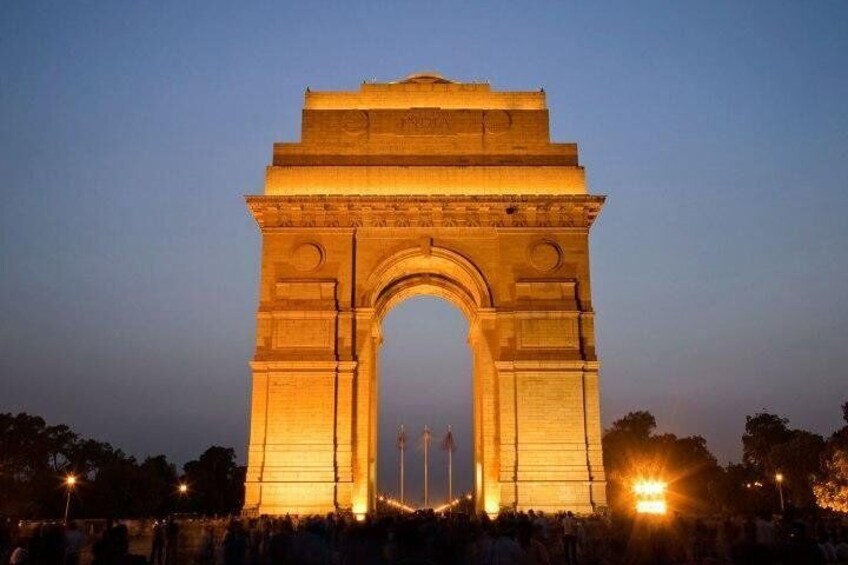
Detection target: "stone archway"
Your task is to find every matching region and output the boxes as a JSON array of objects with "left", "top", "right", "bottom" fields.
[
  {"left": 355, "top": 244, "right": 496, "bottom": 515},
  {"left": 243, "top": 74, "right": 607, "bottom": 516}
]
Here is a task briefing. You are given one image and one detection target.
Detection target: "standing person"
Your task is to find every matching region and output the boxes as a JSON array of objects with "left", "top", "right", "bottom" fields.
[
  {"left": 8, "top": 539, "right": 30, "bottom": 565},
  {"left": 40, "top": 523, "right": 64, "bottom": 564},
  {"left": 196, "top": 523, "right": 216, "bottom": 565},
  {"left": 164, "top": 518, "right": 180, "bottom": 565},
  {"left": 0, "top": 518, "right": 12, "bottom": 565},
  {"left": 64, "top": 521, "right": 85, "bottom": 565},
  {"left": 223, "top": 520, "right": 248, "bottom": 565},
  {"left": 561, "top": 512, "right": 578, "bottom": 565},
  {"left": 149, "top": 520, "right": 165, "bottom": 565}
]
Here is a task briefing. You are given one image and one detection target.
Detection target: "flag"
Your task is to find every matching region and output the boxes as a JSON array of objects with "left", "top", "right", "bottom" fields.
[
  {"left": 420, "top": 425, "right": 432, "bottom": 450},
  {"left": 397, "top": 424, "right": 406, "bottom": 450},
  {"left": 442, "top": 425, "right": 457, "bottom": 453}
]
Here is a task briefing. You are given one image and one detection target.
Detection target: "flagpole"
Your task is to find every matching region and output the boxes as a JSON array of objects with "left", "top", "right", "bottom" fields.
[
  {"left": 441, "top": 425, "right": 456, "bottom": 510},
  {"left": 448, "top": 425, "right": 453, "bottom": 503},
  {"left": 399, "top": 424, "right": 405, "bottom": 505},
  {"left": 423, "top": 425, "right": 430, "bottom": 508}
]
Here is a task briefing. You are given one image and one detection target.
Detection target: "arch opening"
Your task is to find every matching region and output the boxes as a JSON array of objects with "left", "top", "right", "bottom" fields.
[
  {"left": 377, "top": 295, "right": 473, "bottom": 509},
  {"left": 358, "top": 246, "right": 494, "bottom": 512}
]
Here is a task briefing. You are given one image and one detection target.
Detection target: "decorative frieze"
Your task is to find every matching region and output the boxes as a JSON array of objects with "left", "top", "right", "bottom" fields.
[{"left": 246, "top": 195, "right": 605, "bottom": 230}]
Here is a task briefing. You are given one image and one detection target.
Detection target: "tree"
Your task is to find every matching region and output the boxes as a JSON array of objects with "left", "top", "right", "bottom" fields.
[
  {"left": 813, "top": 400, "right": 848, "bottom": 513},
  {"left": 0, "top": 412, "right": 183, "bottom": 518},
  {"left": 1, "top": 412, "right": 250, "bottom": 518},
  {"left": 0, "top": 412, "right": 85, "bottom": 517},
  {"left": 137, "top": 455, "right": 179, "bottom": 517},
  {"left": 769, "top": 430, "right": 825, "bottom": 507},
  {"left": 814, "top": 447, "right": 848, "bottom": 513},
  {"left": 741, "top": 411, "right": 825, "bottom": 509},
  {"left": 602, "top": 411, "right": 723, "bottom": 515},
  {"left": 183, "top": 446, "right": 245, "bottom": 516},
  {"left": 742, "top": 412, "right": 792, "bottom": 473}
]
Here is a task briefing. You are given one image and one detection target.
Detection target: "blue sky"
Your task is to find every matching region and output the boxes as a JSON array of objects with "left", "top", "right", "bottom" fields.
[{"left": 2, "top": 1, "right": 847, "bottom": 504}]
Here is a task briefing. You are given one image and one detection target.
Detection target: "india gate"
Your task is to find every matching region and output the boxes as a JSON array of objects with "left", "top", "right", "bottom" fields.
[{"left": 243, "top": 73, "right": 607, "bottom": 516}]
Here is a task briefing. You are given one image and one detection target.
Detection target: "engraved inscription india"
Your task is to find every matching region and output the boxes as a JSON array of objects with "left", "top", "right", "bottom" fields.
[{"left": 401, "top": 110, "right": 451, "bottom": 135}]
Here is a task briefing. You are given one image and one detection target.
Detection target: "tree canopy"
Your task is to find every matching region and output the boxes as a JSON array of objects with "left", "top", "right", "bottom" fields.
[{"left": 0, "top": 412, "right": 244, "bottom": 518}]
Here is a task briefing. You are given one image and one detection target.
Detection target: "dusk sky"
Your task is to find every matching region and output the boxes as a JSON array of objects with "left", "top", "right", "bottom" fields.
[{"left": 2, "top": 2, "right": 847, "bottom": 506}]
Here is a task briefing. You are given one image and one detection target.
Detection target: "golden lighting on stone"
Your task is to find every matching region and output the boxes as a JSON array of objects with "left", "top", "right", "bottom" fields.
[{"left": 243, "top": 72, "right": 608, "bottom": 516}]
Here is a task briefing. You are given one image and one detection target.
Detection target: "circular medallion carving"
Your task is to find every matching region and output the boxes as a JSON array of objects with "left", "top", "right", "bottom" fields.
[
  {"left": 529, "top": 240, "right": 562, "bottom": 272},
  {"left": 292, "top": 242, "right": 325, "bottom": 272},
  {"left": 483, "top": 110, "right": 512, "bottom": 134},
  {"left": 342, "top": 111, "right": 368, "bottom": 135}
]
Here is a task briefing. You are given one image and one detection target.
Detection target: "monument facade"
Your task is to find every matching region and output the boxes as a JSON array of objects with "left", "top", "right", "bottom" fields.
[{"left": 244, "top": 73, "right": 607, "bottom": 516}]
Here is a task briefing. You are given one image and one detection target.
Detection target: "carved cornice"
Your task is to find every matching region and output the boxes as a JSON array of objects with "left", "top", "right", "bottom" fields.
[{"left": 245, "top": 194, "right": 605, "bottom": 230}]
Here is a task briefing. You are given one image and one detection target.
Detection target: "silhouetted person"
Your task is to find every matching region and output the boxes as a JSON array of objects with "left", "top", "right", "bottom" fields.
[
  {"left": 196, "top": 523, "right": 216, "bottom": 564},
  {"left": 223, "top": 520, "right": 248, "bottom": 565},
  {"left": 64, "top": 521, "right": 85, "bottom": 565},
  {"left": 164, "top": 518, "right": 179, "bottom": 564},
  {"left": 730, "top": 519, "right": 772, "bottom": 565},
  {"left": 149, "top": 520, "right": 165, "bottom": 565},
  {"left": 518, "top": 520, "right": 551, "bottom": 565},
  {"left": 781, "top": 522, "right": 824, "bottom": 565},
  {"left": 561, "top": 512, "right": 578, "bottom": 564},
  {"left": 8, "top": 538, "right": 30, "bottom": 565},
  {"left": 0, "top": 518, "right": 13, "bottom": 565},
  {"left": 40, "top": 523, "right": 64, "bottom": 565}
]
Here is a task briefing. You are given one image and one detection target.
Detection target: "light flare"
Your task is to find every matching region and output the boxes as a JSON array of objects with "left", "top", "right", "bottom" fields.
[{"left": 634, "top": 479, "right": 667, "bottom": 515}]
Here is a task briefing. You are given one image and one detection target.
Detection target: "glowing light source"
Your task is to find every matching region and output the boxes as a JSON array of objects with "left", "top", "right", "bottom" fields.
[
  {"left": 377, "top": 494, "right": 415, "bottom": 513},
  {"left": 178, "top": 483, "right": 188, "bottom": 494},
  {"left": 633, "top": 480, "right": 666, "bottom": 496},
  {"left": 353, "top": 499, "right": 368, "bottom": 521},
  {"left": 635, "top": 500, "right": 667, "bottom": 514},
  {"left": 432, "top": 493, "right": 470, "bottom": 513},
  {"left": 775, "top": 472, "right": 785, "bottom": 512},
  {"left": 63, "top": 475, "right": 77, "bottom": 523},
  {"left": 633, "top": 480, "right": 667, "bottom": 515}
]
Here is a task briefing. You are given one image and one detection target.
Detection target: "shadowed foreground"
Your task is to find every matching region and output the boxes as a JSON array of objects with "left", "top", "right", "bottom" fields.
[{"left": 4, "top": 510, "right": 847, "bottom": 564}]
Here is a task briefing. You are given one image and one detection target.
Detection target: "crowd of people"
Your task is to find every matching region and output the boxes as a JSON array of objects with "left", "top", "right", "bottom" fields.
[{"left": 2, "top": 510, "right": 848, "bottom": 564}]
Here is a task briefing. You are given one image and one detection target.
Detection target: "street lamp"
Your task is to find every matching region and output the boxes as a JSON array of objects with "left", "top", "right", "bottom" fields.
[
  {"left": 775, "top": 472, "right": 785, "bottom": 513},
  {"left": 177, "top": 482, "right": 189, "bottom": 513},
  {"left": 64, "top": 475, "right": 77, "bottom": 523}
]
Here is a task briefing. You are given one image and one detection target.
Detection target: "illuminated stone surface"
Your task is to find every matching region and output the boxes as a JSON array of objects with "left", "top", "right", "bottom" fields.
[{"left": 244, "top": 73, "right": 607, "bottom": 516}]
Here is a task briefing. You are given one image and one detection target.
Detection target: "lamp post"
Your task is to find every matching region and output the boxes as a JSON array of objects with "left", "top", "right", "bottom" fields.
[
  {"left": 64, "top": 475, "right": 77, "bottom": 523},
  {"left": 775, "top": 473, "right": 785, "bottom": 513}
]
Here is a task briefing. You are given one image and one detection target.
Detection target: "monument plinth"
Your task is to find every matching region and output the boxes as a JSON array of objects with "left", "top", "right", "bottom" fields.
[{"left": 244, "top": 73, "right": 607, "bottom": 515}]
